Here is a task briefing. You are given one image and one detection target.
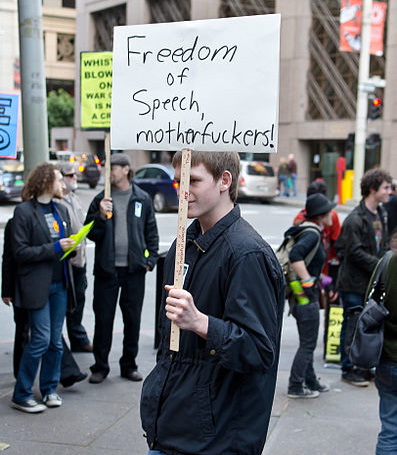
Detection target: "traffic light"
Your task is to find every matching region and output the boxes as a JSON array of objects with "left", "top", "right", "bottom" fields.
[{"left": 369, "top": 98, "right": 382, "bottom": 120}]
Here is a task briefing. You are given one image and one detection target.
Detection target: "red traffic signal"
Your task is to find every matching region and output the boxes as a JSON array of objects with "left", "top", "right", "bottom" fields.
[{"left": 369, "top": 97, "right": 382, "bottom": 120}]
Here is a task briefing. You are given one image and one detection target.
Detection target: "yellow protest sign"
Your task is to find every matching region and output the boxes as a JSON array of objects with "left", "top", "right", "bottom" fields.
[
  {"left": 325, "top": 306, "right": 343, "bottom": 363},
  {"left": 80, "top": 51, "right": 112, "bottom": 129},
  {"left": 60, "top": 221, "right": 94, "bottom": 260}
]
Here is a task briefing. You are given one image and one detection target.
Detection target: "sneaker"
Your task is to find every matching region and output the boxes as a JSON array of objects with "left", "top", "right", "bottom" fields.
[
  {"left": 306, "top": 378, "right": 330, "bottom": 393},
  {"left": 287, "top": 388, "right": 320, "bottom": 399},
  {"left": 12, "top": 399, "right": 46, "bottom": 413},
  {"left": 43, "top": 393, "right": 63, "bottom": 407},
  {"left": 342, "top": 370, "right": 370, "bottom": 387}
]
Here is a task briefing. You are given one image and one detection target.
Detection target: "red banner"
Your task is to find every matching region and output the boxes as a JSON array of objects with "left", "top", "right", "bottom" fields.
[{"left": 340, "top": 0, "right": 387, "bottom": 56}]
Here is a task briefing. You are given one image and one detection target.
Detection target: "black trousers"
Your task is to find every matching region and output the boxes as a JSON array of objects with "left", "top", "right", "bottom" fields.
[
  {"left": 66, "top": 265, "right": 90, "bottom": 350},
  {"left": 90, "top": 267, "right": 146, "bottom": 377},
  {"left": 12, "top": 305, "right": 81, "bottom": 383}
]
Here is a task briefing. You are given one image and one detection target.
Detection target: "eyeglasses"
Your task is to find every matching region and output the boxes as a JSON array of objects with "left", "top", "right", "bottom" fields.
[{"left": 63, "top": 173, "right": 76, "bottom": 178}]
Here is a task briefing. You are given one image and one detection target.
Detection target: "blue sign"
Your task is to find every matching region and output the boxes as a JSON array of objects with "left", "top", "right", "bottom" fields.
[{"left": 0, "top": 93, "right": 19, "bottom": 158}]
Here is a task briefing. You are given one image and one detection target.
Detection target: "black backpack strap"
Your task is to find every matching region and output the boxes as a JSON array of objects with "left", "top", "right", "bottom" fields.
[
  {"left": 365, "top": 250, "right": 393, "bottom": 303},
  {"left": 296, "top": 224, "right": 322, "bottom": 267}
]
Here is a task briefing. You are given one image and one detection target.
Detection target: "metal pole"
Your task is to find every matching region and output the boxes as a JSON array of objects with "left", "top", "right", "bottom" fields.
[
  {"left": 352, "top": 0, "right": 372, "bottom": 202},
  {"left": 18, "top": 0, "right": 48, "bottom": 179}
]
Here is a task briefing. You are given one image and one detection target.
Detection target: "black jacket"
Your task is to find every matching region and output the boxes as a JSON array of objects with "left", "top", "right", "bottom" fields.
[
  {"left": 2, "top": 218, "right": 15, "bottom": 299},
  {"left": 336, "top": 200, "right": 389, "bottom": 294},
  {"left": 12, "top": 198, "right": 75, "bottom": 310},
  {"left": 85, "top": 184, "right": 159, "bottom": 276},
  {"left": 140, "top": 206, "right": 285, "bottom": 455},
  {"left": 384, "top": 194, "right": 397, "bottom": 238}
]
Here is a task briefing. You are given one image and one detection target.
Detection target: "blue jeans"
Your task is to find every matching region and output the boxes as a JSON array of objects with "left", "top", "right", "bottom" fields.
[
  {"left": 376, "top": 362, "right": 397, "bottom": 454},
  {"left": 339, "top": 291, "right": 365, "bottom": 371},
  {"left": 148, "top": 451, "right": 165, "bottom": 455},
  {"left": 278, "top": 175, "right": 289, "bottom": 196},
  {"left": 13, "top": 282, "right": 67, "bottom": 402},
  {"left": 290, "top": 173, "right": 297, "bottom": 196},
  {"left": 288, "top": 301, "right": 320, "bottom": 390}
]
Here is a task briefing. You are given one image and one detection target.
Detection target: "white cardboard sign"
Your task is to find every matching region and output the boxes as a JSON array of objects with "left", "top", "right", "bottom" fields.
[{"left": 111, "top": 14, "right": 280, "bottom": 152}]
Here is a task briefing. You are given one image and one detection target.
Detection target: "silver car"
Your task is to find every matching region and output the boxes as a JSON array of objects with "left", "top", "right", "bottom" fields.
[{"left": 238, "top": 160, "right": 279, "bottom": 202}]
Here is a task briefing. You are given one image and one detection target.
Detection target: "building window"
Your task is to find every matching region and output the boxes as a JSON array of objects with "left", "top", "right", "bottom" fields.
[
  {"left": 92, "top": 4, "right": 126, "bottom": 51},
  {"left": 147, "top": 0, "right": 191, "bottom": 23},
  {"left": 63, "top": 0, "right": 75, "bottom": 7},
  {"left": 308, "top": 0, "right": 386, "bottom": 120},
  {"left": 219, "top": 0, "right": 275, "bottom": 17}
]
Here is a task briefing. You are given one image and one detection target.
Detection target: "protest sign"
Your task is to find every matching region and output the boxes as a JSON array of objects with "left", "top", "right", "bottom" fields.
[
  {"left": 80, "top": 51, "right": 112, "bottom": 129},
  {"left": 0, "top": 93, "right": 19, "bottom": 158},
  {"left": 111, "top": 14, "right": 280, "bottom": 152}
]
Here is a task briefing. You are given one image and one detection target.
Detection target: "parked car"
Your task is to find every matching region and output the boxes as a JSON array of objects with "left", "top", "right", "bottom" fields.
[
  {"left": 238, "top": 160, "right": 279, "bottom": 202},
  {"left": 49, "top": 151, "right": 101, "bottom": 188},
  {"left": 133, "top": 164, "right": 179, "bottom": 213},
  {"left": 0, "top": 156, "right": 24, "bottom": 201}
]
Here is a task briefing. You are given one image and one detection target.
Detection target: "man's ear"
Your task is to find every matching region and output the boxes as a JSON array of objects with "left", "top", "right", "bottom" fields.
[{"left": 220, "top": 171, "right": 232, "bottom": 192}]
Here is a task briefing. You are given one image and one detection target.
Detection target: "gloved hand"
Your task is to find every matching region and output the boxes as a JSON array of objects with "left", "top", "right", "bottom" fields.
[{"left": 321, "top": 275, "right": 333, "bottom": 289}]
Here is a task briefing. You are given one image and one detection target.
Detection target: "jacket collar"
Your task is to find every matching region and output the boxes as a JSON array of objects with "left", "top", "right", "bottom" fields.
[{"left": 186, "top": 204, "right": 240, "bottom": 253}]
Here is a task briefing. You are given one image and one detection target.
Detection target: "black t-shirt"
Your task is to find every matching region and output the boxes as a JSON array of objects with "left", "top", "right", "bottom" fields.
[{"left": 365, "top": 207, "right": 382, "bottom": 254}]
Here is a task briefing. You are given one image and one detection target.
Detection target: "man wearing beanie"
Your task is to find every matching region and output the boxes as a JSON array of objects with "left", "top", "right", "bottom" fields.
[{"left": 85, "top": 153, "right": 159, "bottom": 384}]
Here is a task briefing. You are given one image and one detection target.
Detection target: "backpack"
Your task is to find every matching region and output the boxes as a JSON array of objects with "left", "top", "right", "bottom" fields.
[
  {"left": 345, "top": 250, "right": 392, "bottom": 369},
  {"left": 276, "top": 222, "right": 321, "bottom": 311}
]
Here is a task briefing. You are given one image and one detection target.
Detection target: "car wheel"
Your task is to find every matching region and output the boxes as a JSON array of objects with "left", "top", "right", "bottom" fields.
[
  {"left": 153, "top": 192, "right": 166, "bottom": 213},
  {"left": 89, "top": 182, "right": 97, "bottom": 189}
]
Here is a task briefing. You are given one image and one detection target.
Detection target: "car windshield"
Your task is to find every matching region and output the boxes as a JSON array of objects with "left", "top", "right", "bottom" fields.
[{"left": 0, "top": 158, "right": 24, "bottom": 172}]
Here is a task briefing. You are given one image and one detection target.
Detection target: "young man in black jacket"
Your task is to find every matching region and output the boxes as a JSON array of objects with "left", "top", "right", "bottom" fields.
[
  {"left": 337, "top": 168, "right": 392, "bottom": 386},
  {"left": 85, "top": 153, "right": 159, "bottom": 384},
  {"left": 140, "top": 151, "right": 285, "bottom": 455}
]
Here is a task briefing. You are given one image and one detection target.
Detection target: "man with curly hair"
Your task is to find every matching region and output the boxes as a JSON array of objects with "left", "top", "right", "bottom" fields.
[
  {"left": 336, "top": 168, "right": 392, "bottom": 387},
  {"left": 10, "top": 163, "right": 77, "bottom": 413}
]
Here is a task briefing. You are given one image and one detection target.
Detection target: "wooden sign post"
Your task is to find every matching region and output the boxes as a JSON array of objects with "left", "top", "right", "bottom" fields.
[
  {"left": 104, "top": 132, "right": 112, "bottom": 218},
  {"left": 169, "top": 148, "right": 191, "bottom": 351}
]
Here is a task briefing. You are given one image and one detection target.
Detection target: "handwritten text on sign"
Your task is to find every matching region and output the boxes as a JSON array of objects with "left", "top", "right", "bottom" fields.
[{"left": 111, "top": 15, "right": 280, "bottom": 152}]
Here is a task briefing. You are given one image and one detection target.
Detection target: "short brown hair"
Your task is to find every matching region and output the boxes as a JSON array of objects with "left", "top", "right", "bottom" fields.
[
  {"left": 172, "top": 151, "right": 240, "bottom": 202},
  {"left": 23, "top": 162, "right": 58, "bottom": 199},
  {"left": 361, "top": 168, "right": 392, "bottom": 198}
]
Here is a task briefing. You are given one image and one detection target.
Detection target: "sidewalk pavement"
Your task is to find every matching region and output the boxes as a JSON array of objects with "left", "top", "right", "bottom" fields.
[
  {"left": 0, "top": 309, "right": 380, "bottom": 455},
  {"left": 0, "top": 195, "right": 380, "bottom": 455}
]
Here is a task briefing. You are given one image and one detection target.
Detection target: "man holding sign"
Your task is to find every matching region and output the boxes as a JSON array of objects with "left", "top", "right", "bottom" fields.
[
  {"left": 140, "top": 151, "right": 285, "bottom": 454},
  {"left": 85, "top": 153, "right": 159, "bottom": 384}
]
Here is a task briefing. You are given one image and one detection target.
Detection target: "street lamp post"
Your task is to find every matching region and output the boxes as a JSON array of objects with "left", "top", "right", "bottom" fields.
[
  {"left": 18, "top": 0, "right": 48, "bottom": 179},
  {"left": 352, "top": 0, "right": 372, "bottom": 202}
]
